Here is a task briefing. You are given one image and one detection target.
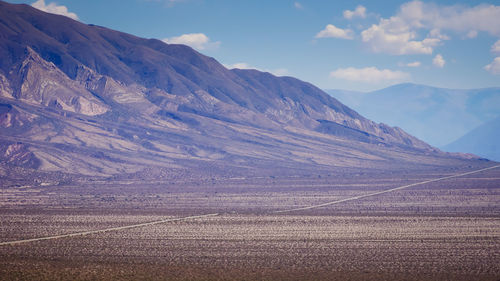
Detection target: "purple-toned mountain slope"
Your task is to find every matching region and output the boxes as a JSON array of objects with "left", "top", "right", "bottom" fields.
[{"left": 0, "top": 1, "right": 484, "bottom": 178}]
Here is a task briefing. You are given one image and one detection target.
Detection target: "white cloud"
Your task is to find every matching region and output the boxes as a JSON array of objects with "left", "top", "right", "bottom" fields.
[
  {"left": 433, "top": 54, "right": 445, "bottom": 68},
  {"left": 492, "top": 40, "right": 500, "bottom": 54},
  {"left": 329, "top": 67, "right": 410, "bottom": 83},
  {"left": 294, "top": 2, "right": 303, "bottom": 10},
  {"left": 360, "top": 1, "right": 500, "bottom": 55},
  {"left": 396, "top": 1, "right": 500, "bottom": 36},
  {"left": 31, "top": 0, "right": 79, "bottom": 20},
  {"left": 315, "top": 24, "right": 354, "bottom": 40},
  {"left": 484, "top": 57, "right": 500, "bottom": 75},
  {"left": 466, "top": 30, "right": 478, "bottom": 39},
  {"left": 224, "top": 62, "right": 288, "bottom": 77},
  {"left": 224, "top": 62, "right": 252, "bottom": 69},
  {"left": 406, "top": 61, "right": 421, "bottom": 67},
  {"left": 361, "top": 17, "right": 440, "bottom": 55},
  {"left": 163, "top": 33, "right": 220, "bottom": 50},
  {"left": 428, "top": 28, "right": 450, "bottom": 40},
  {"left": 271, "top": 68, "right": 289, "bottom": 76},
  {"left": 343, "top": 5, "right": 366, "bottom": 19}
]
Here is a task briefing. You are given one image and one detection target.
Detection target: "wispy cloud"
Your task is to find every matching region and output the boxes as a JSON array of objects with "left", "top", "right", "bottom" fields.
[
  {"left": 163, "top": 33, "right": 220, "bottom": 50},
  {"left": 330, "top": 67, "right": 410, "bottom": 83},
  {"left": 270, "top": 68, "right": 289, "bottom": 76},
  {"left": 343, "top": 5, "right": 366, "bottom": 20},
  {"left": 466, "top": 30, "right": 478, "bottom": 39},
  {"left": 406, "top": 61, "right": 421, "bottom": 67},
  {"left": 224, "top": 62, "right": 288, "bottom": 76},
  {"left": 484, "top": 57, "right": 500, "bottom": 75},
  {"left": 432, "top": 54, "right": 445, "bottom": 68},
  {"left": 405, "top": 2, "right": 500, "bottom": 36},
  {"left": 224, "top": 62, "right": 252, "bottom": 69},
  {"left": 315, "top": 24, "right": 354, "bottom": 40},
  {"left": 294, "top": 2, "right": 303, "bottom": 10},
  {"left": 31, "top": 0, "right": 79, "bottom": 20},
  {"left": 492, "top": 40, "right": 500, "bottom": 54},
  {"left": 398, "top": 61, "right": 421, "bottom": 67}
]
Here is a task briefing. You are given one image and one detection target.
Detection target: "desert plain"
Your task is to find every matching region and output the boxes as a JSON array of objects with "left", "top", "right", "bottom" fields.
[{"left": 1, "top": 164, "right": 499, "bottom": 281}]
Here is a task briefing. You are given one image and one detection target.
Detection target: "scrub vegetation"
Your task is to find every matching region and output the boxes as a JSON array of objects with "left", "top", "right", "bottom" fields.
[{"left": 1, "top": 167, "right": 499, "bottom": 281}]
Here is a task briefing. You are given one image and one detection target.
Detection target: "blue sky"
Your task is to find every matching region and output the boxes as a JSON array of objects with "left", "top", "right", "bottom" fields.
[{"left": 7, "top": 0, "right": 500, "bottom": 92}]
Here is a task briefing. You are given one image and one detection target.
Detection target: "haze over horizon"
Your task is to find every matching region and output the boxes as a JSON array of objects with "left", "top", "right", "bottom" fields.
[{"left": 5, "top": 0, "right": 500, "bottom": 92}]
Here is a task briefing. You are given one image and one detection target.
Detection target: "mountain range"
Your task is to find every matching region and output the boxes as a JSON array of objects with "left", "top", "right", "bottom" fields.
[
  {"left": 0, "top": 1, "right": 484, "bottom": 179},
  {"left": 327, "top": 84, "right": 500, "bottom": 156},
  {"left": 444, "top": 116, "right": 500, "bottom": 161}
]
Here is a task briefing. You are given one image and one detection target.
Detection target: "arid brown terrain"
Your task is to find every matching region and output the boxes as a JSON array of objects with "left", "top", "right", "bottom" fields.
[{"left": 1, "top": 164, "right": 499, "bottom": 281}]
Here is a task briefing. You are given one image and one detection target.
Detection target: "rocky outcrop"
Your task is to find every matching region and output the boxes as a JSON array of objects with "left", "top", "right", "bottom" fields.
[
  {"left": 0, "top": 142, "right": 40, "bottom": 169},
  {"left": 7, "top": 48, "right": 109, "bottom": 116}
]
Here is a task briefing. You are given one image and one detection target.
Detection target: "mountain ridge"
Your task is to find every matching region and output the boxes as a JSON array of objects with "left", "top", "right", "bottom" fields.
[
  {"left": 444, "top": 116, "right": 500, "bottom": 161},
  {"left": 0, "top": 1, "right": 483, "bottom": 178},
  {"left": 327, "top": 83, "right": 500, "bottom": 148}
]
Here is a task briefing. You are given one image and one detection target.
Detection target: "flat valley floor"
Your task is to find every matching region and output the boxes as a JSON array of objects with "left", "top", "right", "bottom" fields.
[{"left": 1, "top": 164, "right": 500, "bottom": 280}]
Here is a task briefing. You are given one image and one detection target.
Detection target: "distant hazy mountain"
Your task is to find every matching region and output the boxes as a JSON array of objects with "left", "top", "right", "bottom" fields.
[
  {"left": 443, "top": 116, "right": 500, "bottom": 161},
  {"left": 0, "top": 1, "right": 480, "bottom": 178},
  {"left": 327, "top": 84, "right": 500, "bottom": 148},
  {"left": 324, "top": 89, "right": 365, "bottom": 108}
]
